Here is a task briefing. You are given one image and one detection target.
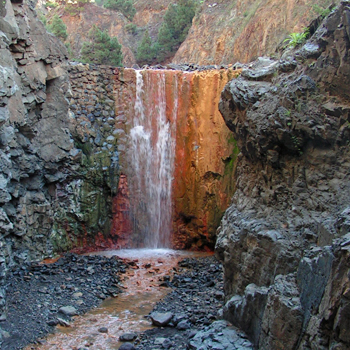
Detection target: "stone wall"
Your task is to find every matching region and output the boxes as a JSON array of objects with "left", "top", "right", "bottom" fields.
[
  {"left": 216, "top": 3, "right": 350, "bottom": 349},
  {"left": 60, "top": 63, "right": 124, "bottom": 252}
]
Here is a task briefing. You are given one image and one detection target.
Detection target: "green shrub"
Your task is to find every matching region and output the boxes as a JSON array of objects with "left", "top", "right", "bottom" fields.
[
  {"left": 47, "top": 14, "right": 68, "bottom": 41},
  {"left": 156, "top": 0, "right": 197, "bottom": 61},
  {"left": 312, "top": 4, "right": 331, "bottom": 18},
  {"left": 37, "top": 10, "right": 47, "bottom": 25},
  {"left": 136, "top": 29, "right": 157, "bottom": 65},
  {"left": 125, "top": 23, "right": 137, "bottom": 34},
  {"left": 46, "top": 1, "right": 59, "bottom": 8},
  {"left": 65, "top": 42, "right": 74, "bottom": 59},
  {"left": 103, "top": 0, "right": 136, "bottom": 21},
  {"left": 81, "top": 25, "right": 123, "bottom": 66},
  {"left": 283, "top": 30, "right": 309, "bottom": 48}
]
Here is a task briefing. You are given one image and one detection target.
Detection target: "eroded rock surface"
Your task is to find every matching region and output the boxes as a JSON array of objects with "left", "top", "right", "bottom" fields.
[
  {"left": 216, "top": 3, "right": 350, "bottom": 349},
  {"left": 0, "top": 2, "right": 128, "bottom": 339},
  {"left": 173, "top": 0, "right": 339, "bottom": 65}
]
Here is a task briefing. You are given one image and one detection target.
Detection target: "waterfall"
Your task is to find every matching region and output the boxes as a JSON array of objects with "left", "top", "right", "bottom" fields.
[{"left": 128, "top": 70, "right": 178, "bottom": 248}]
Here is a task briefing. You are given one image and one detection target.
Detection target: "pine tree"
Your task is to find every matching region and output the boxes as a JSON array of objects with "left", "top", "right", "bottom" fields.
[
  {"left": 81, "top": 25, "right": 123, "bottom": 66},
  {"left": 47, "top": 15, "right": 68, "bottom": 41},
  {"left": 136, "top": 30, "right": 156, "bottom": 66},
  {"left": 156, "top": 0, "right": 196, "bottom": 61},
  {"left": 103, "top": 0, "right": 136, "bottom": 21}
]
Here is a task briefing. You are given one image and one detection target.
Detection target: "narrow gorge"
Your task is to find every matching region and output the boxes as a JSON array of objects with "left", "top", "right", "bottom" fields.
[{"left": 0, "top": 0, "right": 350, "bottom": 349}]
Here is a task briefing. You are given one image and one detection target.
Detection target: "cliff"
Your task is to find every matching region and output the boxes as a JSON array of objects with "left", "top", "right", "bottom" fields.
[
  {"left": 216, "top": 3, "right": 350, "bottom": 349},
  {"left": 0, "top": 0, "right": 70, "bottom": 264},
  {"left": 173, "top": 0, "right": 339, "bottom": 65},
  {"left": 44, "top": 0, "right": 339, "bottom": 67},
  {"left": 44, "top": 0, "right": 172, "bottom": 66}
]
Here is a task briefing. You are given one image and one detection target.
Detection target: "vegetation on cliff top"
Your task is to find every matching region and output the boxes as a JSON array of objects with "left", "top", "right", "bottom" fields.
[
  {"left": 102, "top": 0, "right": 136, "bottom": 20},
  {"left": 136, "top": 0, "right": 197, "bottom": 65},
  {"left": 81, "top": 25, "right": 123, "bottom": 66},
  {"left": 46, "top": 14, "right": 68, "bottom": 41}
]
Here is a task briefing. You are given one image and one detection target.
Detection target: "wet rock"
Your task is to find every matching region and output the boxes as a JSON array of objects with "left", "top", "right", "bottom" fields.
[
  {"left": 120, "top": 333, "right": 138, "bottom": 341},
  {"left": 172, "top": 314, "right": 187, "bottom": 325},
  {"left": 59, "top": 306, "right": 78, "bottom": 316},
  {"left": 47, "top": 319, "right": 58, "bottom": 326},
  {"left": 216, "top": 3, "right": 350, "bottom": 349},
  {"left": 137, "top": 257, "right": 242, "bottom": 350},
  {"left": 118, "top": 343, "right": 136, "bottom": 350},
  {"left": 98, "top": 327, "right": 108, "bottom": 333},
  {"left": 150, "top": 312, "right": 173, "bottom": 327},
  {"left": 1, "top": 254, "right": 124, "bottom": 349},
  {"left": 57, "top": 317, "right": 71, "bottom": 327},
  {"left": 223, "top": 284, "right": 269, "bottom": 346},
  {"left": 188, "top": 320, "right": 254, "bottom": 350},
  {"left": 241, "top": 57, "right": 279, "bottom": 81},
  {"left": 154, "top": 337, "right": 168, "bottom": 345},
  {"left": 176, "top": 320, "right": 191, "bottom": 330}
]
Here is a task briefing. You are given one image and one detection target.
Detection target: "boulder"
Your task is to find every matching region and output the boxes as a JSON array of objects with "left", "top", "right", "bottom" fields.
[{"left": 149, "top": 312, "right": 173, "bottom": 327}]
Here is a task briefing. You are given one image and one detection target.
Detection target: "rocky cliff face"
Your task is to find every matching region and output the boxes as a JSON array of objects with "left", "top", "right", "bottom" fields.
[
  {"left": 174, "top": 0, "right": 338, "bottom": 65},
  {"left": 0, "top": 0, "right": 71, "bottom": 264},
  {"left": 46, "top": 0, "right": 172, "bottom": 66},
  {"left": 0, "top": 0, "right": 71, "bottom": 325},
  {"left": 216, "top": 3, "right": 350, "bottom": 349},
  {"left": 44, "top": 0, "right": 339, "bottom": 67},
  {"left": 0, "top": 1, "right": 133, "bottom": 327}
]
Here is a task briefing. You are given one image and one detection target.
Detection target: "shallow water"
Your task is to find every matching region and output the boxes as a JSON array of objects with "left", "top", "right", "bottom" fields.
[{"left": 29, "top": 249, "right": 210, "bottom": 350}]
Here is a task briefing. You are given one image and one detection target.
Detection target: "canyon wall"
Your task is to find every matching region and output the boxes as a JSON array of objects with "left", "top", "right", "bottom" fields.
[
  {"left": 44, "top": 0, "right": 172, "bottom": 66},
  {"left": 0, "top": 0, "right": 71, "bottom": 264},
  {"left": 216, "top": 3, "right": 350, "bottom": 349},
  {"left": 172, "top": 69, "right": 239, "bottom": 250},
  {"left": 173, "top": 0, "right": 339, "bottom": 65},
  {"left": 0, "top": 0, "right": 126, "bottom": 267},
  {"left": 44, "top": 0, "right": 339, "bottom": 67}
]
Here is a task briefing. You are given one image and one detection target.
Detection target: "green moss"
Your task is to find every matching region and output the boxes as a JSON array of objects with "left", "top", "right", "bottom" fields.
[
  {"left": 51, "top": 146, "right": 120, "bottom": 253},
  {"left": 224, "top": 136, "right": 240, "bottom": 175},
  {"left": 50, "top": 222, "right": 76, "bottom": 253}
]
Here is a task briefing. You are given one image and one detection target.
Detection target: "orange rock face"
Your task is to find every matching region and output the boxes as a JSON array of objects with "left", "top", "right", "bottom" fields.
[
  {"left": 172, "top": 70, "right": 240, "bottom": 250},
  {"left": 113, "top": 68, "right": 240, "bottom": 250},
  {"left": 111, "top": 174, "right": 133, "bottom": 248},
  {"left": 173, "top": 0, "right": 338, "bottom": 65}
]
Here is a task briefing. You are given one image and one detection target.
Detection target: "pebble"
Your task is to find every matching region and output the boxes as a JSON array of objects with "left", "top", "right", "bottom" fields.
[
  {"left": 154, "top": 337, "right": 167, "bottom": 345},
  {"left": 119, "top": 332, "right": 138, "bottom": 341},
  {"left": 98, "top": 327, "right": 108, "bottom": 333},
  {"left": 188, "top": 320, "right": 254, "bottom": 350},
  {"left": 118, "top": 343, "right": 136, "bottom": 350},
  {"left": 176, "top": 320, "right": 191, "bottom": 330},
  {"left": 3, "top": 253, "right": 125, "bottom": 350}
]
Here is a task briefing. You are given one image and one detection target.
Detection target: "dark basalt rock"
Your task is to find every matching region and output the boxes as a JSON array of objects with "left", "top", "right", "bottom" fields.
[
  {"left": 217, "top": 3, "right": 350, "bottom": 349},
  {"left": 134, "top": 256, "right": 255, "bottom": 350}
]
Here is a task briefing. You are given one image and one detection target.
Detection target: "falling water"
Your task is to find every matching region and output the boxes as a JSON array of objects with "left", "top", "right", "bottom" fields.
[{"left": 129, "top": 70, "right": 178, "bottom": 248}]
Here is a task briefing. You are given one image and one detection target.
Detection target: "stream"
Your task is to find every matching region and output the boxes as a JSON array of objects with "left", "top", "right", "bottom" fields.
[{"left": 28, "top": 249, "right": 211, "bottom": 350}]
